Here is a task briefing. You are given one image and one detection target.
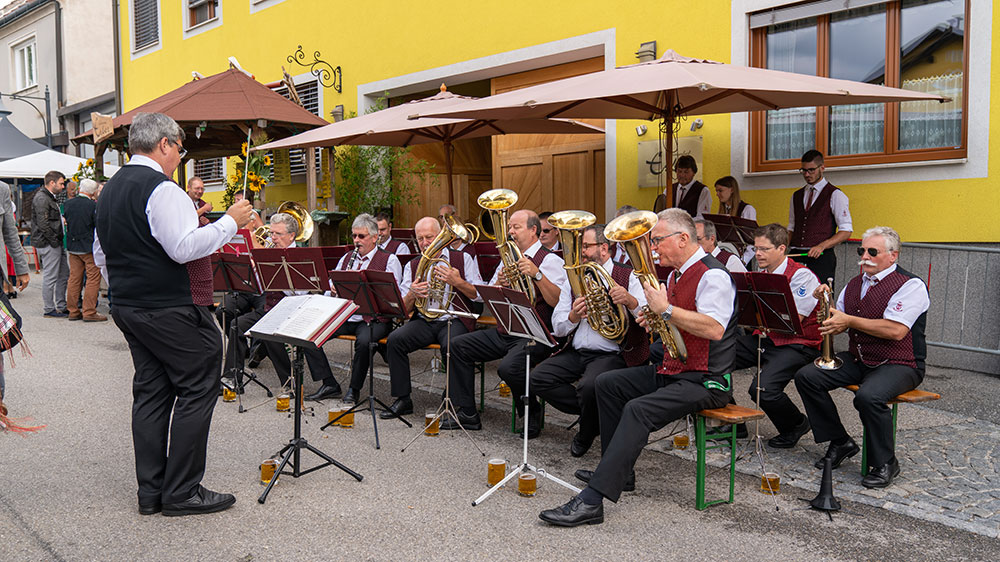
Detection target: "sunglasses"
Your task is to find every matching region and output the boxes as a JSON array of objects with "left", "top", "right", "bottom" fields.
[
  {"left": 352, "top": 233, "right": 369, "bottom": 239},
  {"left": 856, "top": 246, "right": 882, "bottom": 257}
]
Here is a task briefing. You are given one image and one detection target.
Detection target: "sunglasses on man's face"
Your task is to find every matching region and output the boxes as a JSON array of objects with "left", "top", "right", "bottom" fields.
[{"left": 856, "top": 246, "right": 881, "bottom": 257}]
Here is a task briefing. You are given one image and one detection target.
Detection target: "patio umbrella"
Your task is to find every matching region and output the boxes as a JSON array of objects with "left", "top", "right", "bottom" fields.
[
  {"left": 255, "top": 85, "right": 603, "bottom": 203},
  {"left": 413, "top": 50, "right": 949, "bottom": 205}
]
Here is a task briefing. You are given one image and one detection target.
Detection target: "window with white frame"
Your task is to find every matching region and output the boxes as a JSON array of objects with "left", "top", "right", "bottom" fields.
[
  {"left": 133, "top": 0, "right": 159, "bottom": 51},
  {"left": 270, "top": 79, "right": 321, "bottom": 176},
  {"left": 194, "top": 158, "right": 226, "bottom": 183},
  {"left": 12, "top": 39, "right": 36, "bottom": 91},
  {"left": 188, "top": 0, "right": 219, "bottom": 29}
]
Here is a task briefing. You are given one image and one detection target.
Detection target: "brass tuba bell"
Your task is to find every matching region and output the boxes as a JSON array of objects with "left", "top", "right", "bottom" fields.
[
  {"left": 477, "top": 189, "right": 536, "bottom": 302},
  {"left": 276, "top": 201, "right": 315, "bottom": 243}
]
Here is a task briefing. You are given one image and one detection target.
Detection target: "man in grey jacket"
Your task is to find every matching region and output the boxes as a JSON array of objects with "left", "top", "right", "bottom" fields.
[
  {"left": 32, "top": 170, "right": 69, "bottom": 317},
  {"left": 0, "top": 180, "right": 30, "bottom": 397}
]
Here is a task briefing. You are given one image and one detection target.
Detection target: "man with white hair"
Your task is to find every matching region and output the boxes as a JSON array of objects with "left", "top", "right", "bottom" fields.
[
  {"left": 694, "top": 219, "right": 747, "bottom": 273},
  {"left": 64, "top": 179, "right": 105, "bottom": 321},
  {"left": 794, "top": 226, "right": 929, "bottom": 489}
]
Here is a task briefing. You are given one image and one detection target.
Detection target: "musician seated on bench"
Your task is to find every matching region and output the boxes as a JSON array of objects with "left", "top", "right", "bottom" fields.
[
  {"left": 794, "top": 226, "right": 929, "bottom": 489},
  {"left": 539, "top": 209, "right": 738, "bottom": 528}
]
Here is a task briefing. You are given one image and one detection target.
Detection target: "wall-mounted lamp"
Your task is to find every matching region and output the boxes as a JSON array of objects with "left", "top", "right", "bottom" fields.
[
  {"left": 331, "top": 104, "right": 345, "bottom": 122},
  {"left": 635, "top": 41, "right": 657, "bottom": 63},
  {"left": 635, "top": 124, "right": 648, "bottom": 137},
  {"left": 689, "top": 118, "right": 703, "bottom": 132}
]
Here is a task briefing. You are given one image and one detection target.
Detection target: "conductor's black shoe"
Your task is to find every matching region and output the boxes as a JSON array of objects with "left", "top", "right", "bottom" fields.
[
  {"left": 574, "top": 469, "right": 635, "bottom": 492},
  {"left": 539, "top": 495, "right": 604, "bottom": 527},
  {"left": 246, "top": 342, "right": 267, "bottom": 368},
  {"left": 138, "top": 501, "right": 161, "bottom": 515},
  {"left": 814, "top": 438, "right": 860, "bottom": 469},
  {"left": 516, "top": 406, "right": 542, "bottom": 439},
  {"left": 306, "top": 383, "right": 342, "bottom": 402},
  {"left": 570, "top": 432, "right": 596, "bottom": 458},
  {"left": 862, "top": 458, "right": 900, "bottom": 489},
  {"left": 162, "top": 486, "right": 235, "bottom": 517},
  {"left": 379, "top": 397, "right": 413, "bottom": 419},
  {"left": 342, "top": 387, "right": 359, "bottom": 404},
  {"left": 768, "top": 417, "right": 811, "bottom": 449},
  {"left": 440, "top": 410, "right": 482, "bottom": 431}
]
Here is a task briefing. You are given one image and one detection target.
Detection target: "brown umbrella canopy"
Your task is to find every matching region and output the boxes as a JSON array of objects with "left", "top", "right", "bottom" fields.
[{"left": 73, "top": 69, "right": 328, "bottom": 158}]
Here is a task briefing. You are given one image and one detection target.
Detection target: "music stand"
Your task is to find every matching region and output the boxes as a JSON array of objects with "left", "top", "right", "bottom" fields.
[
  {"left": 323, "top": 269, "right": 412, "bottom": 450},
  {"left": 732, "top": 271, "right": 803, "bottom": 508},
  {"left": 704, "top": 213, "right": 758, "bottom": 257},
  {"left": 471, "top": 286, "right": 579, "bottom": 506},
  {"left": 211, "top": 252, "right": 272, "bottom": 410}
]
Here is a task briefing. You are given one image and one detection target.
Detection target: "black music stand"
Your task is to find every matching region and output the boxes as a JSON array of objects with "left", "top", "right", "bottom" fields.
[
  {"left": 704, "top": 213, "right": 759, "bottom": 257},
  {"left": 471, "top": 286, "right": 578, "bottom": 506},
  {"left": 212, "top": 252, "right": 272, "bottom": 409},
  {"left": 732, "top": 271, "right": 803, "bottom": 507},
  {"left": 250, "top": 327, "right": 363, "bottom": 505},
  {"left": 323, "top": 269, "right": 411, "bottom": 450}
]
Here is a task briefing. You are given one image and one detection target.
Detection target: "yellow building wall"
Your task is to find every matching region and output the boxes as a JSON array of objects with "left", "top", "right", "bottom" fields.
[{"left": 120, "top": 0, "right": 996, "bottom": 243}]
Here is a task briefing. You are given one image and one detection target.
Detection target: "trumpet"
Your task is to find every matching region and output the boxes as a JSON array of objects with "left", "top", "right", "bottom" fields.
[
  {"left": 604, "top": 211, "right": 687, "bottom": 363},
  {"left": 414, "top": 215, "right": 474, "bottom": 319},
  {"left": 814, "top": 278, "right": 843, "bottom": 370},
  {"left": 477, "top": 189, "right": 536, "bottom": 302},
  {"left": 547, "top": 210, "right": 627, "bottom": 342}
]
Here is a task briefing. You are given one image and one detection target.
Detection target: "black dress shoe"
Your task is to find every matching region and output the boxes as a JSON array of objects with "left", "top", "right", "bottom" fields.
[
  {"left": 162, "top": 486, "right": 235, "bottom": 517},
  {"left": 574, "top": 469, "right": 635, "bottom": 492},
  {"left": 515, "top": 406, "right": 542, "bottom": 439},
  {"left": 342, "top": 388, "right": 359, "bottom": 404},
  {"left": 246, "top": 342, "right": 267, "bottom": 368},
  {"left": 305, "top": 383, "right": 342, "bottom": 401},
  {"left": 440, "top": 410, "right": 482, "bottom": 431},
  {"left": 539, "top": 495, "right": 604, "bottom": 527},
  {"left": 138, "top": 501, "right": 162, "bottom": 515},
  {"left": 862, "top": 458, "right": 900, "bottom": 489},
  {"left": 570, "top": 432, "right": 596, "bottom": 458},
  {"left": 379, "top": 397, "right": 413, "bottom": 419},
  {"left": 814, "top": 438, "right": 860, "bottom": 469},
  {"left": 768, "top": 417, "right": 811, "bottom": 449}
]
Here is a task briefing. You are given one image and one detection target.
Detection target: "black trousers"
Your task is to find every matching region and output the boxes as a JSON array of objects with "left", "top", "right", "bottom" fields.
[
  {"left": 588, "top": 366, "right": 730, "bottom": 502},
  {"left": 449, "top": 328, "right": 554, "bottom": 416},
  {"left": 112, "top": 305, "right": 222, "bottom": 505},
  {"left": 531, "top": 349, "right": 625, "bottom": 440},
  {"left": 386, "top": 316, "right": 469, "bottom": 398},
  {"left": 331, "top": 320, "right": 392, "bottom": 391},
  {"left": 794, "top": 250, "right": 836, "bottom": 286},
  {"left": 734, "top": 334, "right": 818, "bottom": 434},
  {"left": 263, "top": 340, "right": 337, "bottom": 387},
  {"left": 215, "top": 292, "right": 264, "bottom": 373},
  {"left": 794, "top": 352, "right": 922, "bottom": 469}
]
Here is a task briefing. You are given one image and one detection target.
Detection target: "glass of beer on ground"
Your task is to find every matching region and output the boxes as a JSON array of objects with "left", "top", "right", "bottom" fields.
[
  {"left": 276, "top": 394, "right": 290, "bottom": 412},
  {"left": 761, "top": 472, "right": 780, "bottom": 494},
  {"left": 518, "top": 473, "right": 537, "bottom": 497},
  {"left": 673, "top": 433, "right": 689, "bottom": 450},
  {"left": 424, "top": 410, "right": 440, "bottom": 436},
  {"left": 222, "top": 387, "right": 236, "bottom": 403},
  {"left": 498, "top": 381, "right": 511, "bottom": 397},
  {"left": 260, "top": 459, "right": 278, "bottom": 485},
  {"left": 337, "top": 403, "right": 355, "bottom": 428},
  {"left": 487, "top": 458, "right": 506, "bottom": 487}
]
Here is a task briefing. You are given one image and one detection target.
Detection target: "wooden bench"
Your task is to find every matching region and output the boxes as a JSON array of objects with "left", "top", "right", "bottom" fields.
[
  {"left": 694, "top": 404, "right": 766, "bottom": 510},
  {"left": 842, "top": 384, "right": 941, "bottom": 475}
]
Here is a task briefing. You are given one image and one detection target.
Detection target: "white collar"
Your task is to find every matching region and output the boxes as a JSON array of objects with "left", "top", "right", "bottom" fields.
[
  {"left": 771, "top": 257, "right": 789, "bottom": 275},
  {"left": 677, "top": 179, "right": 696, "bottom": 190},
  {"left": 127, "top": 154, "right": 164, "bottom": 174},
  {"left": 525, "top": 240, "right": 544, "bottom": 257},
  {"left": 807, "top": 177, "right": 829, "bottom": 191},
  {"left": 710, "top": 246, "right": 721, "bottom": 258},
  {"left": 600, "top": 257, "right": 613, "bottom": 273},
  {"left": 678, "top": 247, "right": 708, "bottom": 275},
  {"left": 865, "top": 263, "right": 897, "bottom": 283}
]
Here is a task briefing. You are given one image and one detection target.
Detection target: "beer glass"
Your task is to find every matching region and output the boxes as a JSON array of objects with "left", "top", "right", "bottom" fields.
[
  {"left": 518, "top": 473, "right": 537, "bottom": 497},
  {"left": 673, "top": 433, "right": 689, "bottom": 450},
  {"left": 222, "top": 387, "right": 236, "bottom": 403},
  {"left": 338, "top": 404, "right": 355, "bottom": 428},
  {"left": 760, "top": 472, "right": 780, "bottom": 494},
  {"left": 260, "top": 459, "right": 278, "bottom": 485},
  {"left": 424, "top": 410, "right": 440, "bottom": 436},
  {"left": 487, "top": 458, "right": 507, "bottom": 487},
  {"left": 276, "top": 394, "right": 290, "bottom": 412}
]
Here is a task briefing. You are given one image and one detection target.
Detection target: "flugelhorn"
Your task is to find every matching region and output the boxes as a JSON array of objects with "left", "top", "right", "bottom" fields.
[
  {"left": 477, "top": 189, "right": 536, "bottom": 302},
  {"left": 814, "top": 277, "right": 843, "bottom": 370},
  {"left": 604, "top": 211, "right": 687, "bottom": 362},
  {"left": 414, "top": 214, "right": 474, "bottom": 319},
  {"left": 547, "top": 210, "right": 628, "bottom": 343}
]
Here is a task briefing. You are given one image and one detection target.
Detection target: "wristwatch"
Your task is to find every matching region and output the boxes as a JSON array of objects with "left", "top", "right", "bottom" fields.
[
  {"left": 660, "top": 304, "right": 674, "bottom": 323},
  {"left": 534, "top": 270, "right": 543, "bottom": 281}
]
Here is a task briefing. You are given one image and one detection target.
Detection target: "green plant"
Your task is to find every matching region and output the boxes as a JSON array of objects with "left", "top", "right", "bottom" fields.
[
  {"left": 71, "top": 158, "right": 109, "bottom": 183},
  {"left": 222, "top": 134, "right": 272, "bottom": 208}
]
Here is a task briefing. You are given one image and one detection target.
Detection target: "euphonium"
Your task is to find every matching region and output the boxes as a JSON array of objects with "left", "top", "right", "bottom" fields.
[
  {"left": 252, "top": 224, "right": 273, "bottom": 247},
  {"left": 414, "top": 215, "right": 474, "bottom": 319},
  {"left": 547, "top": 210, "right": 628, "bottom": 343},
  {"left": 477, "top": 189, "right": 536, "bottom": 302},
  {"left": 604, "top": 211, "right": 687, "bottom": 363},
  {"left": 813, "top": 277, "right": 843, "bottom": 370}
]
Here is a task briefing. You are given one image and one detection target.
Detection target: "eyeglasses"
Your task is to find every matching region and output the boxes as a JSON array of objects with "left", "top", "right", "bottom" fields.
[
  {"left": 755, "top": 245, "right": 776, "bottom": 253},
  {"left": 352, "top": 233, "right": 369, "bottom": 239},
  {"left": 169, "top": 140, "right": 187, "bottom": 159},
  {"left": 798, "top": 166, "right": 820, "bottom": 173},
  {"left": 857, "top": 246, "right": 881, "bottom": 257},
  {"left": 650, "top": 231, "right": 682, "bottom": 245},
  {"left": 581, "top": 242, "right": 603, "bottom": 249}
]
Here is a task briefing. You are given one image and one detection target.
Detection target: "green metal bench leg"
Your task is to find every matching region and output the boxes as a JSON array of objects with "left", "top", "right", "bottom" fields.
[
  {"left": 695, "top": 415, "right": 737, "bottom": 510},
  {"left": 860, "top": 403, "right": 898, "bottom": 477}
]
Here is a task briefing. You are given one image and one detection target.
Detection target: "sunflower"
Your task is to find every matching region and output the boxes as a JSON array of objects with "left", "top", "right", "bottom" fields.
[{"left": 241, "top": 142, "right": 248, "bottom": 157}]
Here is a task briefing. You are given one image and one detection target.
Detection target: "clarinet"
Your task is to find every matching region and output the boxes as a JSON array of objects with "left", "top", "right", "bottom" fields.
[{"left": 344, "top": 244, "right": 360, "bottom": 270}]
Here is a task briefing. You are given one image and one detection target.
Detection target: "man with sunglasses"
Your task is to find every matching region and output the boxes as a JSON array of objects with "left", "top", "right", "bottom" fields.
[
  {"left": 538, "top": 211, "right": 561, "bottom": 252},
  {"left": 794, "top": 226, "right": 929, "bottom": 488},
  {"left": 540, "top": 209, "right": 737, "bottom": 527},
  {"left": 787, "top": 150, "right": 852, "bottom": 283}
]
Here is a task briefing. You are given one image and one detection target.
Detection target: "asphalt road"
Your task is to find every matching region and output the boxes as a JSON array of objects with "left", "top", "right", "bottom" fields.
[{"left": 2, "top": 274, "right": 998, "bottom": 561}]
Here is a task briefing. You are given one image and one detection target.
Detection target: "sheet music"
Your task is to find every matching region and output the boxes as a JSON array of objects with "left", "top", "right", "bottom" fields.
[
  {"left": 248, "top": 295, "right": 358, "bottom": 345},
  {"left": 510, "top": 304, "right": 555, "bottom": 347}
]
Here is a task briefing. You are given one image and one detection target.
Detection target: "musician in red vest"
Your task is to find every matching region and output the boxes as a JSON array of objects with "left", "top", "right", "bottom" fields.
[
  {"left": 794, "top": 226, "right": 929, "bottom": 488},
  {"left": 531, "top": 223, "right": 648, "bottom": 455},
  {"left": 652, "top": 154, "right": 710, "bottom": 219},
  {"left": 540, "top": 209, "right": 737, "bottom": 527},
  {"left": 732, "top": 224, "right": 821, "bottom": 448},
  {"left": 308, "top": 213, "right": 403, "bottom": 403},
  {"left": 446, "top": 209, "right": 568, "bottom": 435},
  {"left": 694, "top": 219, "right": 747, "bottom": 273},
  {"left": 381, "top": 216, "right": 482, "bottom": 419},
  {"left": 788, "top": 150, "right": 852, "bottom": 283},
  {"left": 375, "top": 211, "right": 411, "bottom": 255}
]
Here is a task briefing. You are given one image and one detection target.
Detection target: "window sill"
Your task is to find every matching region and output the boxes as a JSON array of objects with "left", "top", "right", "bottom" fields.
[
  {"left": 743, "top": 156, "right": 969, "bottom": 178},
  {"left": 185, "top": 17, "right": 219, "bottom": 33},
  {"left": 12, "top": 84, "right": 38, "bottom": 96}
]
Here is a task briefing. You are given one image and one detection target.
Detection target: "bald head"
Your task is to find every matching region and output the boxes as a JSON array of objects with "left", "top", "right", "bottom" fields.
[
  {"left": 414, "top": 216, "right": 442, "bottom": 252},
  {"left": 509, "top": 209, "right": 541, "bottom": 252}
]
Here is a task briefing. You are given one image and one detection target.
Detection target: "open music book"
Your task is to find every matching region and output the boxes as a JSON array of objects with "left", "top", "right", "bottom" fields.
[{"left": 247, "top": 295, "right": 358, "bottom": 348}]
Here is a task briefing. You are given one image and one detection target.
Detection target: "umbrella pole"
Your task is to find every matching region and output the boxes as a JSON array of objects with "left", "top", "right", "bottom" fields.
[{"left": 444, "top": 140, "right": 455, "bottom": 206}]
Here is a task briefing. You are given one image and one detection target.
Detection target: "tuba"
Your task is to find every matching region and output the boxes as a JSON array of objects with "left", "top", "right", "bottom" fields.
[
  {"left": 254, "top": 201, "right": 316, "bottom": 247},
  {"left": 604, "top": 211, "right": 687, "bottom": 363},
  {"left": 477, "top": 189, "right": 536, "bottom": 302},
  {"left": 813, "top": 278, "right": 843, "bottom": 370},
  {"left": 414, "top": 214, "right": 474, "bottom": 319},
  {"left": 547, "top": 210, "right": 628, "bottom": 343}
]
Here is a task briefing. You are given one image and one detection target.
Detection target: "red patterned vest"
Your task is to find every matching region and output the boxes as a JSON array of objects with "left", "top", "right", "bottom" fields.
[
  {"left": 407, "top": 250, "right": 476, "bottom": 331},
  {"left": 768, "top": 259, "right": 822, "bottom": 348},
  {"left": 610, "top": 262, "right": 650, "bottom": 367},
  {"left": 528, "top": 246, "right": 555, "bottom": 331},
  {"left": 790, "top": 183, "right": 840, "bottom": 248},
  {"left": 381, "top": 238, "right": 407, "bottom": 254},
  {"left": 658, "top": 255, "right": 738, "bottom": 376},
  {"left": 842, "top": 268, "right": 927, "bottom": 371},
  {"left": 715, "top": 249, "right": 735, "bottom": 268}
]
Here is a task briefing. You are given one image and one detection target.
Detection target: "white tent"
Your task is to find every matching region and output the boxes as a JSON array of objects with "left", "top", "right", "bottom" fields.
[{"left": 0, "top": 149, "right": 120, "bottom": 179}]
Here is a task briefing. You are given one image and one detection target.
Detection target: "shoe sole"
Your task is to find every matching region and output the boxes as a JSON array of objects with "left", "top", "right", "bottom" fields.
[
  {"left": 539, "top": 513, "right": 604, "bottom": 527},
  {"left": 162, "top": 497, "right": 236, "bottom": 517}
]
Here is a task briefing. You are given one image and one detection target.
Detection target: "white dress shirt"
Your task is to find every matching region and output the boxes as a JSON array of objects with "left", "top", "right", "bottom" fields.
[
  {"left": 711, "top": 246, "right": 747, "bottom": 273},
  {"left": 771, "top": 257, "right": 820, "bottom": 317},
  {"left": 787, "top": 178, "right": 853, "bottom": 237},
  {"left": 379, "top": 236, "right": 411, "bottom": 255},
  {"left": 552, "top": 258, "right": 647, "bottom": 352},
  {"left": 400, "top": 248, "right": 482, "bottom": 321},
  {"left": 335, "top": 246, "right": 403, "bottom": 322},
  {"left": 670, "top": 247, "right": 735, "bottom": 330},
  {"left": 835, "top": 264, "right": 930, "bottom": 329}
]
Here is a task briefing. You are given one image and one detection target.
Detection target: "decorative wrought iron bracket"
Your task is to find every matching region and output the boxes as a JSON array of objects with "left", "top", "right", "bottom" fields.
[{"left": 287, "top": 45, "right": 342, "bottom": 93}]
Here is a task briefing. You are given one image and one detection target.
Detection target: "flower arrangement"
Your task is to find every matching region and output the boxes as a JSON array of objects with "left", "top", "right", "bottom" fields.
[
  {"left": 222, "top": 135, "right": 272, "bottom": 207},
  {"left": 71, "top": 158, "right": 109, "bottom": 183}
]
